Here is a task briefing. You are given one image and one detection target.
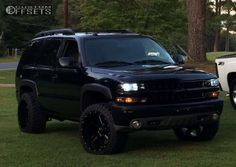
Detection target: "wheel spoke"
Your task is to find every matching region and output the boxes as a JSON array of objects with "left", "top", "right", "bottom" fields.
[
  {"left": 233, "top": 89, "right": 236, "bottom": 104},
  {"left": 104, "top": 134, "right": 109, "bottom": 140},
  {"left": 98, "top": 115, "right": 105, "bottom": 127},
  {"left": 182, "top": 125, "right": 203, "bottom": 138},
  {"left": 233, "top": 94, "right": 236, "bottom": 103},
  {"left": 190, "top": 130, "right": 197, "bottom": 137},
  {"left": 91, "top": 134, "right": 99, "bottom": 142}
]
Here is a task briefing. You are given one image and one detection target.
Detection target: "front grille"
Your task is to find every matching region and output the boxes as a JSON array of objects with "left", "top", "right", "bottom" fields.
[
  {"left": 146, "top": 80, "right": 205, "bottom": 90},
  {"left": 144, "top": 80, "right": 215, "bottom": 104},
  {"left": 148, "top": 91, "right": 208, "bottom": 104}
]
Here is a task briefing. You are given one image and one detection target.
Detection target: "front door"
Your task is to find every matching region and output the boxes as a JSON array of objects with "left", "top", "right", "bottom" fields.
[{"left": 51, "top": 38, "right": 82, "bottom": 120}]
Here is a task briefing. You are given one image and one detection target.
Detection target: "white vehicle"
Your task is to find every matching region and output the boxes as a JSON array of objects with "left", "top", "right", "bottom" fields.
[{"left": 215, "top": 54, "right": 236, "bottom": 109}]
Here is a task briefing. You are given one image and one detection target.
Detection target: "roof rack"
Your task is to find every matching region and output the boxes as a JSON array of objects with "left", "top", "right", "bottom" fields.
[
  {"left": 97, "top": 29, "right": 132, "bottom": 33},
  {"left": 34, "top": 29, "right": 75, "bottom": 38},
  {"left": 91, "top": 29, "right": 133, "bottom": 35}
]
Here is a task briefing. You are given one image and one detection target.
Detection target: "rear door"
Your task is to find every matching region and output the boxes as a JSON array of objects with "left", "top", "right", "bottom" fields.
[{"left": 35, "top": 38, "right": 63, "bottom": 112}]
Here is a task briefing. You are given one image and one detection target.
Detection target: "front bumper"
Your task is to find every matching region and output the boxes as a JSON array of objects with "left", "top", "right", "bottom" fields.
[{"left": 110, "top": 99, "right": 223, "bottom": 131}]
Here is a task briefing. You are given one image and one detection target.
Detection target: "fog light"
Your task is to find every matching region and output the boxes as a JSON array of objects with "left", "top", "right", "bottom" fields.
[
  {"left": 116, "top": 97, "right": 124, "bottom": 103},
  {"left": 209, "top": 91, "right": 219, "bottom": 98},
  {"left": 116, "top": 97, "right": 137, "bottom": 103},
  {"left": 140, "top": 98, "right": 147, "bottom": 103},
  {"left": 130, "top": 120, "right": 142, "bottom": 129},
  {"left": 125, "top": 97, "right": 135, "bottom": 103},
  {"left": 212, "top": 113, "right": 219, "bottom": 120}
]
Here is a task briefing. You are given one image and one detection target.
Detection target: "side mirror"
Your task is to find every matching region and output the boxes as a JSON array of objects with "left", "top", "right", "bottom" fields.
[
  {"left": 173, "top": 54, "right": 185, "bottom": 65},
  {"left": 59, "top": 57, "right": 76, "bottom": 67}
]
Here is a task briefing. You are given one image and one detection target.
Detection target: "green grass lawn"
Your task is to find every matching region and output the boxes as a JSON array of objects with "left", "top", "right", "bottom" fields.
[
  {"left": 0, "top": 88, "right": 236, "bottom": 167},
  {"left": 207, "top": 52, "right": 236, "bottom": 62},
  {"left": 0, "top": 56, "right": 20, "bottom": 63},
  {"left": 0, "top": 70, "right": 15, "bottom": 84},
  {"left": 0, "top": 52, "right": 236, "bottom": 166}
]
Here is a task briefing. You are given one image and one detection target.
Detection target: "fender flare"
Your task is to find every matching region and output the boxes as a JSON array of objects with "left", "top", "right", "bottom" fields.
[
  {"left": 17, "top": 79, "right": 38, "bottom": 101},
  {"left": 80, "top": 83, "right": 113, "bottom": 111},
  {"left": 80, "top": 83, "right": 112, "bottom": 100}
]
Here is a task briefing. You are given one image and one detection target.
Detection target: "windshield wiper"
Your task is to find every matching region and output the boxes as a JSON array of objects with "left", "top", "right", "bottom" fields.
[
  {"left": 133, "top": 59, "right": 171, "bottom": 65},
  {"left": 94, "top": 61, "right": 134, "bottom": 67}
]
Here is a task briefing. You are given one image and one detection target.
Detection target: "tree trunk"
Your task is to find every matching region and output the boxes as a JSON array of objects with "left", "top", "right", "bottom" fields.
[
  {"left": 213, "top": 29, "right": 220, "bottom": 52},
  {"left": 225, "top": 0, "right": 230, "bottom": 51},
  {"left": 64, "top": 0, "right": 69, "bottom": 28},
  {"left": 186, "top": 0, "right": 207, "bottom": 62},
  {"left": 213, "top": 0, "right": 221, "bottom": 52},
  {"left": 225, "top": 26, "right": 230, "bottom": 51}
]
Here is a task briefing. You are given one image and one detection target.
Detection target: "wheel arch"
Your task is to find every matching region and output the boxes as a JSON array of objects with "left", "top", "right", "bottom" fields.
[
  {"left": 227, "top": 72, "right": 236, "bottom": 89},
  {"left": 80, "top": 83, "right": 113, "bottom": 113},
  {"left": 17, "top": 80, "right": 38, "bottom": 102}
]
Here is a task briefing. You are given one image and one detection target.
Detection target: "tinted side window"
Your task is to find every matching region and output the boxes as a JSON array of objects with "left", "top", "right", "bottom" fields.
[
  {"left": 63, "top": 40, "right": 79, "bottom": 59},
  {"left": 21, "top": 40, "right": 42, "bottom": 65},
  {"left": 37, "top": 39, "right": 61, "bottom": 67},
  {"left": 61, "top": 40, "right": 79, "bottom": 66}
]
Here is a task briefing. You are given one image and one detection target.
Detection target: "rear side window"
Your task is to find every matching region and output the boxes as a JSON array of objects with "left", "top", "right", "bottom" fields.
[
  {"left": 37, "top": 39, "right": 61, "bottom": 67},
  {"left": 21, "top": 40, "right": 42, "bottom": 65}
]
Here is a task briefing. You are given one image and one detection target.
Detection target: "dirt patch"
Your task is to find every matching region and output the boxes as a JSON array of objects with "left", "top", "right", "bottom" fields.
[
  {"left": 185, "top": 62, "right": 216, "bottom": 74},
  {"left": 0, "top": 84, "right": 15, "bottom": 88}
]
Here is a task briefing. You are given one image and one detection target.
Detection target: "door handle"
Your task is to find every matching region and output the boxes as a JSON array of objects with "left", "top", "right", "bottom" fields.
[
  {"left": 52, "top": 74, "right": 58, "bottom": 79},
  {"left": 218, "top": 62, "right": 225, "bottom": 66}
]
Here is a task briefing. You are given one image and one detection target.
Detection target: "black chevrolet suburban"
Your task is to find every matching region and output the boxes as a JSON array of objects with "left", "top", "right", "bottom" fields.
[{"left": 16, "top": 29, "right": 223, "bottom": 154}]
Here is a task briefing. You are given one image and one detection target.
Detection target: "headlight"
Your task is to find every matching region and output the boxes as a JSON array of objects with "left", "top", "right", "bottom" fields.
[
  {"left": 119, "top": 83, "right": 139, "bottom": 92},
  {"left": 209, "top": 79, "right": 219, "bottom": 87}
]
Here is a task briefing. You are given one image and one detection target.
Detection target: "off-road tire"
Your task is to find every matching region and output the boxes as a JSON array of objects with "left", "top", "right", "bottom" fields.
[
  {"left": 79, "top": 103, "right": 128, "bottom": 154},
  {"left": 230, "top": 79, "right": 236, "bottom": 110},
  {"left": 174, "top": 121, "right": 219, "bottom": 141},
  {"left": 18, "top": 92, "right": 47, "bottom": 133}
]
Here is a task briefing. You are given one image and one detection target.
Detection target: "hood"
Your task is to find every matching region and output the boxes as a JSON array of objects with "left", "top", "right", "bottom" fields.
[{"left": 90, "top": 64, "right": 216, "bottom": 82}]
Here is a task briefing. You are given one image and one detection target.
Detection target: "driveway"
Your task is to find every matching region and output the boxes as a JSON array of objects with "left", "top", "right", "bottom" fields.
[{"left": 0, "top": 62, "right": 18, "bottom": 70}]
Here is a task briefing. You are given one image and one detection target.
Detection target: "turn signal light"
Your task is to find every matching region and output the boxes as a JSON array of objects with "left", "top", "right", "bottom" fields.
[
  {"left": 116, "top": 97, "right": 137, "bottom": 104},
  {"left": 209, "top": 91, "right": 219, "bottom": 98}
]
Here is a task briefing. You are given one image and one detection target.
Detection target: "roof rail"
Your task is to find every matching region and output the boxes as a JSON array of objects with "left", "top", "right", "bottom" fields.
[
  {"left": 91, "top": 29, "right": 133, "bottom": 34},
  {"left": 100, "top": 29, "right": 132, "bottom": 33},
  {"left": 34, "top": 29, "right": 75, "bottom": 38}
]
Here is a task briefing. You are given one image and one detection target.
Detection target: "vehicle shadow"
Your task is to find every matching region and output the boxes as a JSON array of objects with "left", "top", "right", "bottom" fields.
[
  {"left": 45, "top": 121, "right": 79, "bottom": 134},
  {"left": 126, "top": 131, "right": 187, "bottom": 152},
  {"left": 126, "top": 125, "right": 231, "bottom": 153},
  {"left": 44, "top": 122, "right": 231, "bottom": 153}
]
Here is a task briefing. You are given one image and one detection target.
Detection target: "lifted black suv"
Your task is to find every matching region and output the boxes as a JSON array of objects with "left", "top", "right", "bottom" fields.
[{"left": 16, "top": 29, "right": 223, "bottom": 154}]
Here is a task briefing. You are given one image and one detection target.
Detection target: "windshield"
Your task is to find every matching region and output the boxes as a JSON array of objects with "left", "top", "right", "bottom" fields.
[{"left": 85, "top": 37, "right": 175, "bottom": 67}]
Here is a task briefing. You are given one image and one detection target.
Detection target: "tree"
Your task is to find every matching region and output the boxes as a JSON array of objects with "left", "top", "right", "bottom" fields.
[
  {"left": 213, "top": 0, "right": 222, "bottom": 51},
  {"left": 222, "top": 0, "right": 236, "bottom": 51},
  {"left": 206, "top": 0, "right": 223, "bottom": 52},
  {"left": 56, "top": 0, "right": 187, "bottom": 52},
  {"left": 0, "top": 0, "right": 7, "bottom": 56},
  {"left": 186, "top": 0, "right": 207, "bottom": 62},
  {"left": 1, "top": 0, "right": 61, "bottom": 49},
  {"left": 207, "top": 0, "right": 236, "bottom": 52}
]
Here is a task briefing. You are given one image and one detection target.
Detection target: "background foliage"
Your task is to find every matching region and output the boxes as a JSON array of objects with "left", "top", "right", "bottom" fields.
[
  {"left": 0, "top": 0, "right": 235, "bottom": 57},
  {"left": 55, "top": 0, "right": 187, "bottom": 53}
]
